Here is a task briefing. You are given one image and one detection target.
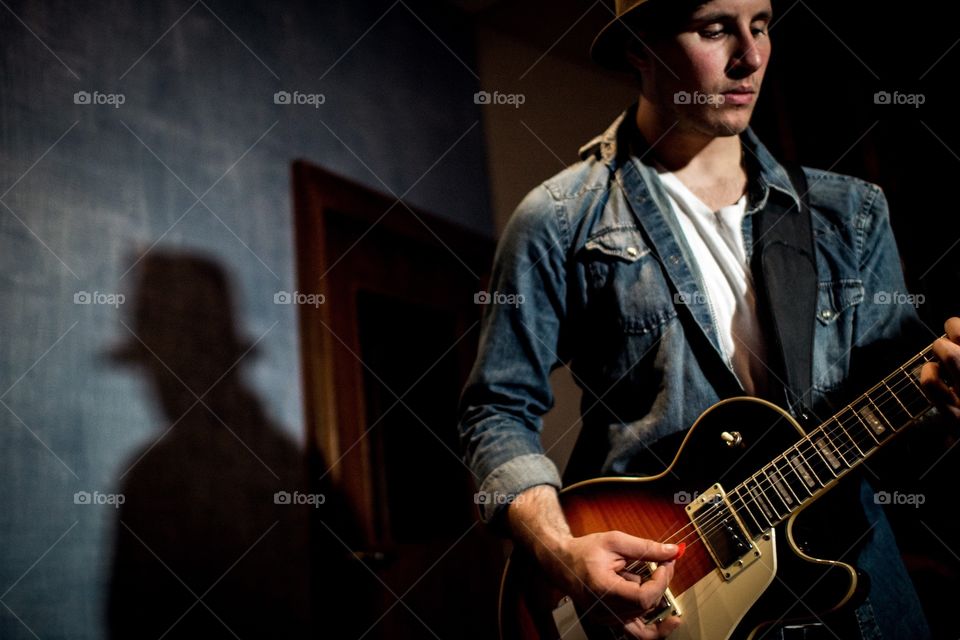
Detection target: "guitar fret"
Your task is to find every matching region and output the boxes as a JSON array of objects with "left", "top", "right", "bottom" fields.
[
  {"left": 815, "top": 434, "right": 844, "bottom": 473},
  {"left": 732, "top": 487, "right": 765, "bottom": 538},
  {"left": 895, "top": 364, "right": 932, "bottom": 417},
  {"left": 768, "top": 463, "right": 798, "bottom": 508},
  {"left": 728, "top": 339, "right": 941, "bottom": 553},
  {"left": 900, "top": 364, "right": 927, "bottom": 399},
  {"left": 788, "top": 448, "right": 819, "bottom": 490},
  {"left": 882, "top": 379, "right": 915, "bottom": 420},
  {"left": 745, "top": 477, "right": 775, "bottom": 527},
  {"left": 847, "top": 403, "right": 881, "bottom": 447},
  {"left": 758, "top": 469, "right": 789, "bottom": 518},
  {"left": 827, "top": 417, "right": 864, "bottom": 463},
  {"left": 798, "top": 437, "right": 833, "bottom": 484},
  {"left": 776, "top": 450, "right": 812, "bottom": 501},
  {"left": 864, "top": 395, "right": 894, "bottom": 438}
]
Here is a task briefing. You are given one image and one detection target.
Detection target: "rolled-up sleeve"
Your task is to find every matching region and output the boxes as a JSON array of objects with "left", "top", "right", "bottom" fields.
[{"left": 458, "top": 184, "right": 570, "bottom": 526}]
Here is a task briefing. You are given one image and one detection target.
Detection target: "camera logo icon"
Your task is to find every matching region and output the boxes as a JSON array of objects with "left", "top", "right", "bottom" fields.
[
  {"left": 74, "top": 91, "right": 91, "bottom": 104},
  {"left": 274, "top": 491, "right": 292, "bottom": 504},
  {"left": 274, "top": 291, "right": 291, "bottom": 304},
  {"left": 474, "top": 291, "right": 491, "bottom": 304},
  {"left": 74, "top": 491, "right": 91, "bottom": 504},
  {"left": 474, "top": 91, "right": 491, "bottom": 105},
  {"left": 274, "top": 91, "right": 292, "bottom": 105}
]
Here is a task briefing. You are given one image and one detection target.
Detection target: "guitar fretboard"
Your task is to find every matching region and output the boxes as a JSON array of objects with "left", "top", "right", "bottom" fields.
[{"left": 729, "top": 339, "right": 939, "bottom": 538}]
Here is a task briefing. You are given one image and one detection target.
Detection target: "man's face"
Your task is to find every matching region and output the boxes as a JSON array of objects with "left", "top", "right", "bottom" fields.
[{"left": 633, "top": 0, "right": 773, "bottom": 137}]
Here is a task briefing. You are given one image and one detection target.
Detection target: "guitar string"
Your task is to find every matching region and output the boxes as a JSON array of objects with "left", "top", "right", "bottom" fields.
[
  {"left": 646, "top": 347, "right": 933, "bottom": 558},
  {"left": 689, "top": 344, "right": 936, "bottom": 546},
  {"left": 623, "top": 355, "right": 933, "bottom": 579},
  {"left": 630, "top": 344, "right": 937, "bottom": 576},
  {"left": 621, "top": 342, "right": 938, "bottom": 577}
]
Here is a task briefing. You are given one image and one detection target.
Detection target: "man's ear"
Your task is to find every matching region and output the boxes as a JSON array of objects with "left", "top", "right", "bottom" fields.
[{"left": 624, "top": 42, "right": 650, "bottom": 73}]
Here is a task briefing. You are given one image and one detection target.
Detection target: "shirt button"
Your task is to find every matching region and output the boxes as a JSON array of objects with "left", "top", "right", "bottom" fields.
[
  {"left": 626, "top": 247, "right": 638, "bottom": 257},
  {"left": 669, "top": 254, "right": 680, "bottom": 265},
  {"left": 820, "top": 309, "right": 834, "bottom": 320}
]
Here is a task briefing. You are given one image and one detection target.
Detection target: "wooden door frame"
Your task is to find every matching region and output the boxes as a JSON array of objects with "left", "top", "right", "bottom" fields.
[{"left": 291, "top": 160, "right": 493, "bottom": 547}]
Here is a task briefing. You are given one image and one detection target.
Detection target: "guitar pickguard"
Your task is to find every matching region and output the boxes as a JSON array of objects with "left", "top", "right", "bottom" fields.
[{"left": 670, "top": 531, "right": 777, "bottom": 640}]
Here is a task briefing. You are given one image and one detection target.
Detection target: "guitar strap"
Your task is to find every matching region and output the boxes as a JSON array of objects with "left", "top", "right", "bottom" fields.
[{"left": 751, "top": 163, "right": 818, "bottom": 425}]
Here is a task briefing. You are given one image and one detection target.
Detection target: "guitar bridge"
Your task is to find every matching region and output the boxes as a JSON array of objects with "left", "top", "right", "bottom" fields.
[
  {"left": 686, "top": 483, "right": 761, "bottom": 581},
  {"left": 550, "top": 573, "right": 680, "bottom": 639},
  {"left": 640, "top": 569, "right": 681, "bottom": 624},
  {"left": 620, "top": 558, "right": 681, "bottom": 624}
]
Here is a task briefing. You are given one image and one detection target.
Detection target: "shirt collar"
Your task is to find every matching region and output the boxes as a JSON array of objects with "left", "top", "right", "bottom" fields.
[{"left": 579, "top": 103, "right": 804, "bottom": 215}]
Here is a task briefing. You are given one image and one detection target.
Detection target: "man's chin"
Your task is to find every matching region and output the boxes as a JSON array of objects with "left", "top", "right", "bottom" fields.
[{"left": 705, "top": 112, "right": 753, "bottom": 137}]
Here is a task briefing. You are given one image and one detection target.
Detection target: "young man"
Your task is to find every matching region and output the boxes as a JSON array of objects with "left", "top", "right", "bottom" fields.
[{"left": 459, "top": 0, "right": 960, "bottom": 637}]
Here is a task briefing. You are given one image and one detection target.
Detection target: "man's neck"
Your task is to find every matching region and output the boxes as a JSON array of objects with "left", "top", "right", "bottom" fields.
[{"left": 635, "top": 99, "right": 749, "bottom": 211}]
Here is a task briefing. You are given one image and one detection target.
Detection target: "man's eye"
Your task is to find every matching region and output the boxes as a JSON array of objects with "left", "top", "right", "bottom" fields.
[{"left": 700, "top": 28, "right": 725, "bottom": 39}]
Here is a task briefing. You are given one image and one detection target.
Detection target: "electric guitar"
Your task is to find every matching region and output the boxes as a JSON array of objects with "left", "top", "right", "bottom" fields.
[{"left": 499, "top": 338, "right": 941, "bottom": 639}]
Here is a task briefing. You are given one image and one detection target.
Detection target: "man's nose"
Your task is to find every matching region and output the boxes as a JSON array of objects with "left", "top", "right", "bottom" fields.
[{"left": 729, "top": 31, "right": 764, "bottom": 75}]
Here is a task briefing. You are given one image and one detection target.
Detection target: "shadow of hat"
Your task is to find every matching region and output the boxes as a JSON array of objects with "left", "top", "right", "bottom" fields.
[{"left": 106, "top": 251, "right": 257, "bottom": 367}]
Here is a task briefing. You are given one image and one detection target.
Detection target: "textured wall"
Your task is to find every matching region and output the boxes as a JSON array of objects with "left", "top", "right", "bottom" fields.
[{"left": 0, "top": 1, "right": 490, "bottom": 637}]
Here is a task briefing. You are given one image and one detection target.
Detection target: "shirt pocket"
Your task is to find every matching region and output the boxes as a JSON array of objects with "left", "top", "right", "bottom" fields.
[
  {"left": 579, "top": 226, "right": 677, "bottom": 372},
  {"left": 812, "top": 279, "right": 864, "bottom": 392}
]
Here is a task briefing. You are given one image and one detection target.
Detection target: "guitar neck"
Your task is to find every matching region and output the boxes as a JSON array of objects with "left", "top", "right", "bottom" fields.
[{"left": 728, "top": 337, "right": 940, "bottom": 537}]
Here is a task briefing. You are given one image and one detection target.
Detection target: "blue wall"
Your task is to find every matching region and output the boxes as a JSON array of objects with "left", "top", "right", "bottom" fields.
[{"left": 0, "top": 1, "right": 491, "bottom": 637}]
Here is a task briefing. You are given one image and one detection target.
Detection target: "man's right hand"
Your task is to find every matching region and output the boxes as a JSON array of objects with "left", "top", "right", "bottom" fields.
[
  {"left": 507, "top": 485, "right": 682, "bottom": 639},
  {"left": 551, "top": 531, "right": 680, "bottom": 637}
]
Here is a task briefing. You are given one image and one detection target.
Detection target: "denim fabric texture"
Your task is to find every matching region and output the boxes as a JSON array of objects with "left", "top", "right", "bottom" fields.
[{"left": 458, "top": 103, "right": 932, "bottom": 638}]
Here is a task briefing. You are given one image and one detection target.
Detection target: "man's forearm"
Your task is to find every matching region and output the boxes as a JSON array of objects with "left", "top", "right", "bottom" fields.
[{"left": 506, "top": 484, "right": 572, "bottom": 562}]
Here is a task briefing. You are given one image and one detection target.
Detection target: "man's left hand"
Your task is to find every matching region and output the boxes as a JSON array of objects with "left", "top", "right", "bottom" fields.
[{"left": 920, "top": 317, "right": 960, "bottom": 420}]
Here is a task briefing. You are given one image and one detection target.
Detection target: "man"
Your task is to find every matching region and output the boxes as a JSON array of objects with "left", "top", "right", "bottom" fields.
[{"left": 458, "top": 0, "right": 960, "bottom": 637}]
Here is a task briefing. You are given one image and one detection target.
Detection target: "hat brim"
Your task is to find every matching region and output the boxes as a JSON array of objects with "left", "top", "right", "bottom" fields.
[{"left": 590, "top": 0, "right": 656, "bottom": 72}]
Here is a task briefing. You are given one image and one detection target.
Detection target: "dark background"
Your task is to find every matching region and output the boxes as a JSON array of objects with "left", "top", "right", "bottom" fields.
[{"left": 2, "top": 0, "right": 958, "bottom": 638}]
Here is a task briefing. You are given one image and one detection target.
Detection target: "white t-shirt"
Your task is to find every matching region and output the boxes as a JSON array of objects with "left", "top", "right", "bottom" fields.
[{"left": 656, "top": 170, "right": 770, "bottom": 397}]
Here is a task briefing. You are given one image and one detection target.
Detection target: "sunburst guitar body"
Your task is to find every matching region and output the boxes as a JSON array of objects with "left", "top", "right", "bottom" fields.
[{"left": 499, "top": 340, "right": 939, "bottom": 639}]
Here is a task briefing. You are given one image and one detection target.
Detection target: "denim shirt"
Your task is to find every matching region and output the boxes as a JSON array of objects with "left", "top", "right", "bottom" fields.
[{"left": 459, "top": 104, "right": 930, "bottom": 529}]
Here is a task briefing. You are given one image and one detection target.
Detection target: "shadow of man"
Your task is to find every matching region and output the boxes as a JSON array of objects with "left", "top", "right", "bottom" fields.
[{"left": 105, "top": 251, "right": 361, "bottom": 639}]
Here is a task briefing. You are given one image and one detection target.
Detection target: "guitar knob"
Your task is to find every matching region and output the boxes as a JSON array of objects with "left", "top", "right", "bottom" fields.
[{"left": 720, "top": 431, "right": 742, "bottom": 446}]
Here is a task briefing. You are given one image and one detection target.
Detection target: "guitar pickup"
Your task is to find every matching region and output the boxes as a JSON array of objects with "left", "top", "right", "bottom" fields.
[{"left": 686, "top": 483, "right": 761, "bottom": 581}]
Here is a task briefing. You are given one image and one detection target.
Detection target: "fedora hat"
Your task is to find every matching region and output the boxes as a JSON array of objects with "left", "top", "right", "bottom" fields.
[
  {"left": 593, "top": 0, "right": 712, "bottom": 71},
  {"left": 591, "top": 0, "right": 657, "bottom": 71}
]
